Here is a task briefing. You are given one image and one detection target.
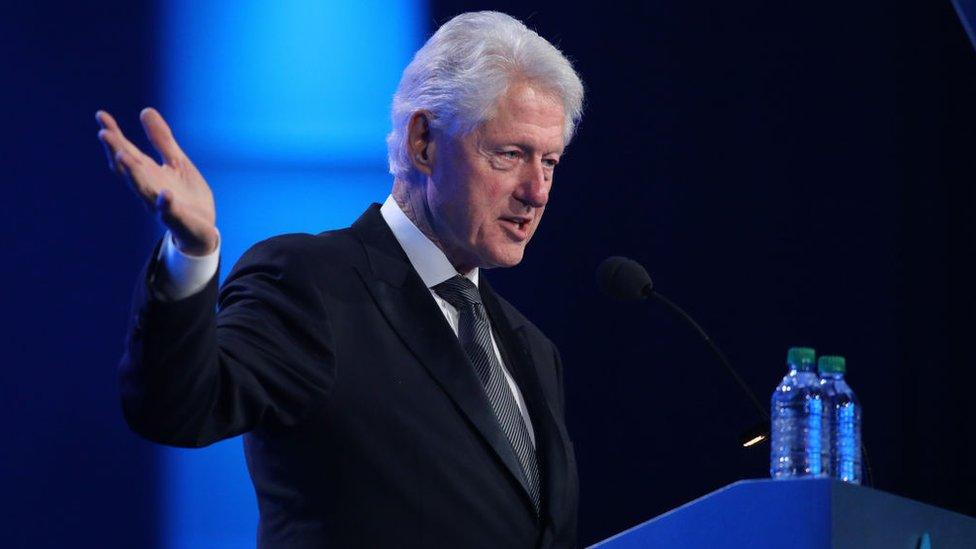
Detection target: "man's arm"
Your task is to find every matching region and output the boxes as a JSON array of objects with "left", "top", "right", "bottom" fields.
[
  {"left": 120, "top": 233, "right": 336, "bottom": 447},
  {"left": 99, "top": 109, "right": 335, "bottom": 447}
]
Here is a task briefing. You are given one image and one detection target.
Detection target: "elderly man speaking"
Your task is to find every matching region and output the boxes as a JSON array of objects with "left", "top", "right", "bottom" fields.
[{"left": 97, "top": 11, "right": 584, "bottom": 548}]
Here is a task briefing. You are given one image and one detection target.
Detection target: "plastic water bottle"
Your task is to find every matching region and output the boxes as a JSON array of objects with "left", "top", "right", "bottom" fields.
[
  {"left": 818, "top": 355, "right": 862, "bottom": 484},
  {"left": 770, "top": 347, "right": 830, "bottom": 479}
]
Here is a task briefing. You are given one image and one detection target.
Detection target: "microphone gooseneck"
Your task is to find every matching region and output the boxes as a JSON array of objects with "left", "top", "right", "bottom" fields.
[
  {"left": 645, "top": 290, "right": 770, "bottom": 423},
  {"left": 597, "top": 256, "right": 874, "bottom": 483},
  {"left": 597, "top": 256, "right": 771, "bottom": 445}
]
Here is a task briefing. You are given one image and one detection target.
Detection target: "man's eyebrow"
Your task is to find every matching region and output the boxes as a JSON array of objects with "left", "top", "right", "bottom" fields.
[{"left": 505, "top": 141, "right": 565, "bottom": 155}]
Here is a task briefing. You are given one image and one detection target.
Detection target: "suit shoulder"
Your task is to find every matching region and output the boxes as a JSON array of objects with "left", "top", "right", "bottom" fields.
[
  {"left": 233, "top": 227, "right": 363, "bottom": 270},
  {"left": 219, "top": 228, "right": 365, "bottom": 309}
]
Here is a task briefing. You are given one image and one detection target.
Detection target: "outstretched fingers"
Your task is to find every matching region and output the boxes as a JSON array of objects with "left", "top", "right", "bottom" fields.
[
  {"left": 97, "top": 108, "right": 216, "bottom": 254},
  {"left": 96, "top": 120, "right": 154, "bottom": 203},
  {"left": 140, "top": 107, "right": 185, "bottom": 167},
  {"left": 95, "top": 111, "right": 124, "bottom": 174},
  {"left": 95, "top": 109, "right": 120, "bottom": 132},
  {"left": 112, "top": 148, "right": 157, "bottom": 205},
  {"left": 96, "top": 110, "right": 154, "bottom": 174}
]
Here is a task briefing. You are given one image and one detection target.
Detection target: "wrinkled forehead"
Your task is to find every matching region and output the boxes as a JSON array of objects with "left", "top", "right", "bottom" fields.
[{"left": 478, "top": 82, "right": 566, "bottom": 151}]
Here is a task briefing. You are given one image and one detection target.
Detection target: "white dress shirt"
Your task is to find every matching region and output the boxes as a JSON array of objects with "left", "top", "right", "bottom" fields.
[{"left": 156, "top": 195, "right": 535, "bottom": 447}]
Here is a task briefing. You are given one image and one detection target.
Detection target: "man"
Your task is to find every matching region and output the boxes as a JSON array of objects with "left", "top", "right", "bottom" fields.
[{"left": 98, "top": 11, "right": 584, "bottom": 548}]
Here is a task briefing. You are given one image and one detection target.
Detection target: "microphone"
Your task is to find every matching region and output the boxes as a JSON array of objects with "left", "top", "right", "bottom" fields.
[
  {"left": 597, "top": 256, "right": 771, "bottom": 448},
  {"left": 596, "top": 256, "right": 653, "bottom": 300}
]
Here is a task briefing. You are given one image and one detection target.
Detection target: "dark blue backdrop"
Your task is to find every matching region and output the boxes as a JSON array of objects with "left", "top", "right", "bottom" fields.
[
  {"left": 2, "top": 2, "right": 160, "bottom": 547},
  {"left": 3, "top": 1, "right": 974, "bottom": 547}
]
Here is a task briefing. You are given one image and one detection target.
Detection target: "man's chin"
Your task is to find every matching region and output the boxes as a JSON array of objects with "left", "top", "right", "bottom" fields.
[{"left": 482, "top": 246, "right": 526, "bottom": 269}]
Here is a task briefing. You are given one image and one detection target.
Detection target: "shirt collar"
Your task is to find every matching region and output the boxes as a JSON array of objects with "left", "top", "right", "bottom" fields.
[{"left": 380, "top": 194, "right": 479, "bottom": 289}]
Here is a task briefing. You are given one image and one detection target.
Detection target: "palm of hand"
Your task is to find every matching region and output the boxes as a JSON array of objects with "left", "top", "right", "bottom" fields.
[{"left": 97, "top": 107, "right": 219, "bottom": 256}]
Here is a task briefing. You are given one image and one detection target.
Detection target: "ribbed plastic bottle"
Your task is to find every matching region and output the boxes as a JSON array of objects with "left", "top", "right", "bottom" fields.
[
  {"left": 818, "top": 355, "right": 862, "bottom": 484},
  {"left": 770, "top": 347, "right": 830, "bottom": 479}
]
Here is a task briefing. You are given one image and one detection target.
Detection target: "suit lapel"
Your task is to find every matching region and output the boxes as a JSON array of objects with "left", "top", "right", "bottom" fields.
[
  {"left": 479, "top": 277, "right": 573, "bottom": 534},
  {"left": 349, "top": 205, "right": 537, "bottom": 514}
]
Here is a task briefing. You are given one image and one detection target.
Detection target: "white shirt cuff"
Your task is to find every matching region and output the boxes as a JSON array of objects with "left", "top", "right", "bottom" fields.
[{"left": 155, "top": 230, "right": 220, "bottom": 300}]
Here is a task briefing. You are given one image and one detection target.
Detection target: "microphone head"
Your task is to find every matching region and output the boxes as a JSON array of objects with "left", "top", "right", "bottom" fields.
[{"left": 597, "top": 256, "right": 653, "bottom": 300}]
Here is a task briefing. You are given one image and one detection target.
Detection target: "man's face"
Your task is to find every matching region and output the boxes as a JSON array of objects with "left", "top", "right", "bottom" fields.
[{"left": 427, "top": 82, "right": 566, "bottom": 272}]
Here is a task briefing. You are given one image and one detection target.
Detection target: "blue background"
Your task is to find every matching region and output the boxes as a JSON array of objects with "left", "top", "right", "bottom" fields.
[{"left": 2, "top": 0, "right": 975, "bottom": 546}]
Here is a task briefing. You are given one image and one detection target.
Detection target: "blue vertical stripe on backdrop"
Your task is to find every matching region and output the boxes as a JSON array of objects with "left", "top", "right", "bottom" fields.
[
  {"left": 159, "top": 1, "right": 424, "bottom": 547},
  {"left": 162, "top": 0, "right": 425, "bottom": 164}
]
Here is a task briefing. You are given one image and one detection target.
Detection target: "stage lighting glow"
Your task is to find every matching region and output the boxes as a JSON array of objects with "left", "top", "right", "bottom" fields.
[{"left": 159, "top": 2, "right": 424, "bottom": 547}]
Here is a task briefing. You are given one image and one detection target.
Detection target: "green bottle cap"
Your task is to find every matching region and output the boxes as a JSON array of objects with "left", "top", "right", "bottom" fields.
[
  {"left": 787, "top": 347, "right": 817, "bottom": 370},
  {"left": 818, "top": 355, "right": 846, "bottom": 374}
]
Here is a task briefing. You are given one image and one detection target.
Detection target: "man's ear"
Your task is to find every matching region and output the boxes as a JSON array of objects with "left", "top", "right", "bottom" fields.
[{"left": 407, "top": 111, "right": 436, "bottom": 176}]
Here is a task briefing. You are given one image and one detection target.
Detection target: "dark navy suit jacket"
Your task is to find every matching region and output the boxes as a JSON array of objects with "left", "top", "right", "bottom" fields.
[{"left": 120, "top": 204, "right": 579, "bottom": 548}]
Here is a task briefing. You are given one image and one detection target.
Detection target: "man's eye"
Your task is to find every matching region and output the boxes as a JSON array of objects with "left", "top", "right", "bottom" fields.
[
  {"left": 543, "top": 158, "right": 559, "bottom": 168},
  {"left": 500, "top": 150, "right": 520, "bottom": 159}
]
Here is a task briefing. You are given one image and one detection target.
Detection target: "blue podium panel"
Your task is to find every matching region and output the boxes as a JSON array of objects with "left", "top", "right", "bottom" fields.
[{"left": 592, "top": 478, "right": 976, "bottom": 549}]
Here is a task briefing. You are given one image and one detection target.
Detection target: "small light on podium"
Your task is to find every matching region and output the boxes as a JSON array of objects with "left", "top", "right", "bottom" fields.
[{"left": 739, "top": 421, "right": 771, "bottom": 448}]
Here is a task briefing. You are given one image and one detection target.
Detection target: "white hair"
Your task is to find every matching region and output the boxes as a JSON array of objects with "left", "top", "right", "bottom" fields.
[{"left": 386, "top": 11, "right": 585, "bottom": 182}]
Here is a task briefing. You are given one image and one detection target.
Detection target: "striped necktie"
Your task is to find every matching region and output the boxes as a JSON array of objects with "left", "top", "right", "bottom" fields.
[{"left": 433, "top": 275, "right": 541, "bottom": 514}]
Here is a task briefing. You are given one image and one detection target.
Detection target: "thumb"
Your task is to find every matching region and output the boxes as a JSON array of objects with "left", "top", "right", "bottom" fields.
[
  {"left": 156, "top": 188, "right": 169, "bottom": 207},
  {"left": 156, "top": 190, "right": 217, "bottom": 255},
  {"left": 156, "top": 188, "right": 174, "bottom": 219},
  {"left": 156, "top": 188, "right": 185, "bottom": 236}
]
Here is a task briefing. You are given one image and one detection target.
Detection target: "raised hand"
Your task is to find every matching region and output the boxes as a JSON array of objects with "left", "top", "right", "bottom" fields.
[{"left": 96, "top": 108, "right": 218, "bottom": 256}]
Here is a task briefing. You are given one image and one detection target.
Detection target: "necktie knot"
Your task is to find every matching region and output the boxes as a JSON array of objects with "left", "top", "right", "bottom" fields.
[{"left": 433, "top": 275, "right": 482, "bottom": 310}]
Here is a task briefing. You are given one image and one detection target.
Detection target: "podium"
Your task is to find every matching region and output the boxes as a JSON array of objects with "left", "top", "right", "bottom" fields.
[{"left": 591, "top": 478, "right": 976, "bottom": 548}]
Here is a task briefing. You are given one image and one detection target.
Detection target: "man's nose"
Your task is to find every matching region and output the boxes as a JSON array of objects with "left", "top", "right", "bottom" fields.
[{"left": 516, "top": 160, "right": 550, "bottom": 208}]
